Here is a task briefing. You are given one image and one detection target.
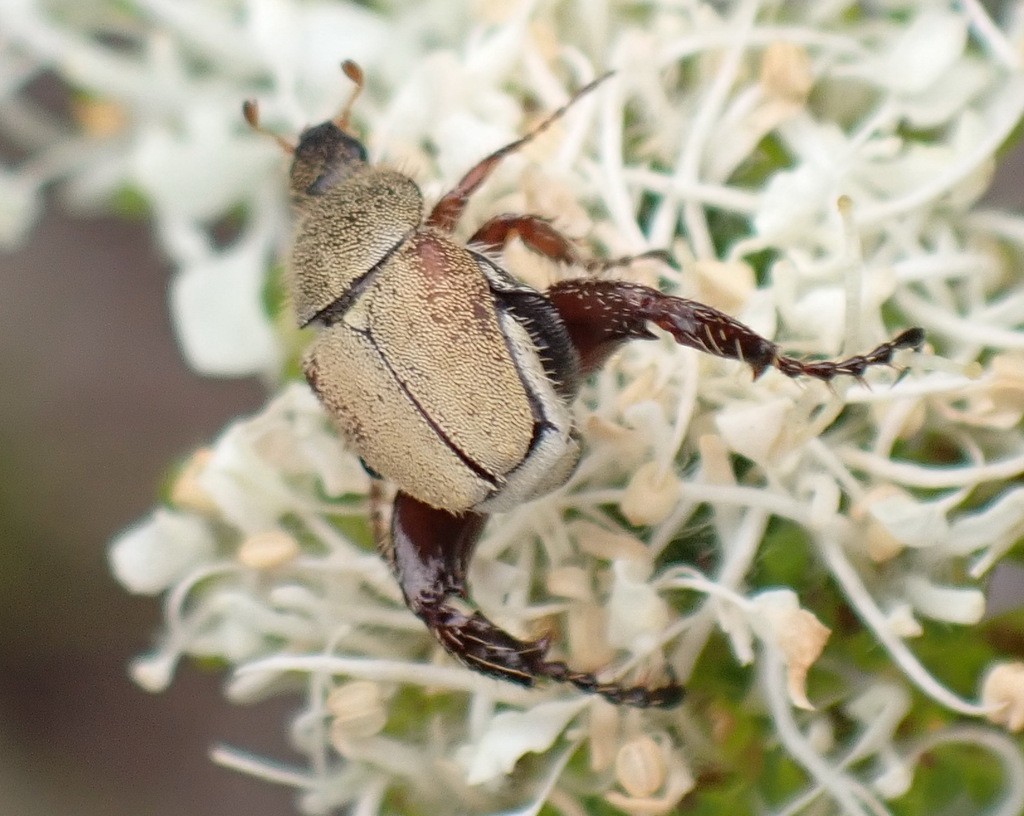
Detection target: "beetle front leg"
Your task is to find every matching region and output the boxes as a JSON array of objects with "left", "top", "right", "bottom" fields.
[
  {"left": 548, "top": 278, "right": 924, "bottom": 379},
  {"left": 390, "top": 491, "right": 683, "bottom": 708},
  {"left": 426, "top": 74, "right": 611, "bottom": 233}
]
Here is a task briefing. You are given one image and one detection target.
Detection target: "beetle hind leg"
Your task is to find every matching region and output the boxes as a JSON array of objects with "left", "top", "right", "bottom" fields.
[
  {"left": 548, "top": 278, "right": 924, "bottom": 379},
  {"left": 390, "top": 491, "right": 682, "bottom": 707}
]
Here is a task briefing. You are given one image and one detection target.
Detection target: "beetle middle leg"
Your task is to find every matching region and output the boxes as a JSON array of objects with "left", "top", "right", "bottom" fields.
[
  {"left": 389, "top": 490, "right": 683, "bottom": 708},
  {"left": 469, "top": 213, "right": 671, "bottom": 272},
  {"left": 547, "top": 278, "right": 925, "bottom": 378}
]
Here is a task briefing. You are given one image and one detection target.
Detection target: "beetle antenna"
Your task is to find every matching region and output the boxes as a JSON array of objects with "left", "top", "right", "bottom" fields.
[
  {"left": 241, "top": 99, "right": 295, "bottom": 154},
  {"left": 521, "top": 70, "right": 615, "bottom": 144},
  {"left": 333, "top": 60, "right": 365, "bottom": 133}
]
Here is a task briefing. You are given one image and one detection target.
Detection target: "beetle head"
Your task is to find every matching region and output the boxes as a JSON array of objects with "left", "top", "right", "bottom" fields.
[
  {"left": 291, "top": 60, "right": 369, "bottom": 201},
  {"left": 289, "top": 122, "right": 368, "bottom": 200},
  {"left": 244, "top": 60, "right": 369, "bottom": 202}
]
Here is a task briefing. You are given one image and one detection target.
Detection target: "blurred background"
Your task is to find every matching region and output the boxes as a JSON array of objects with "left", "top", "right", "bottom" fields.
[
  {"left": 2, "top": 74, "right": 1024, "bottom": 816},
  {"left": 0, "top": 75, "right": 295, "bottom": 816}
]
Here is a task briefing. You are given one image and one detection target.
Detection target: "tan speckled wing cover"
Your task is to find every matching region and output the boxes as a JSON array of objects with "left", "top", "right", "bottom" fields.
[{"left": 303, "top": 230, "right": 538, "bottom": 512}]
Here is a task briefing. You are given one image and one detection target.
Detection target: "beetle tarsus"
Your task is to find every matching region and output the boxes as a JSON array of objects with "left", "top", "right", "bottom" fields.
[
  {"left": 542, "top": 660, "right": 684, "bottom": 708},
  {"left": 582, "top": 248, "right": 674, "bottom": 274},
  {"left": 769, "top": 325, "right": 924, "bottom": 381}
]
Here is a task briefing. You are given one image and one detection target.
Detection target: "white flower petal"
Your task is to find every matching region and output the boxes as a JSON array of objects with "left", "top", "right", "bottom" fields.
[
  {"left": 461, "top": 699, "right": 588, "bottom": 785},
  {"left": 749, "top": 589, "right": 830, "bottom": 710},
  {"left": 865, "top": 492, "right": 949, "bottom": 549},
  {"left": 129, "top": 648, "right": 182, "bottom": 693},
  {"left": 898, "top": 58, "right": 992, "bottom": 129},
  {"left": 607, "top": 561, "right": 670, "bottom": 649},
  {"left": 169, "top": 240, "right": 280, "bottom": 376},
  {"left": 903, "top": 575, "right": 985, "bottom": 625},
  {"left": 851, "top": 10, "right": 967, "bottom": 95},
  {"left": 132, "top": 104, "right": 279, "bottom": 222},
  {"left": 952, "top": 487, "right": 1024, "bottom": 574},
  {"left": 714, "top": 397, "right": 792, "bottom": 466},
  {"left": 197, "top": 422, "right": 297, "bottom": 534},
  {"left": 109, "top": 509, "right": 217, "bottom": 595},
  {"left": 845, "top": 683, "right": 911, "bottom": 734},
  {"left": 754, "top": 162, "right": 836, "bottom": 244},
  {"left": 872, "top": 754, "right": 913, "bottom": 800},
  {"left": 0, "top": 167, "right": 42, "bottom": 248},
  {"left": 883, "top": 603, "right": 923, "bottom": 639}
]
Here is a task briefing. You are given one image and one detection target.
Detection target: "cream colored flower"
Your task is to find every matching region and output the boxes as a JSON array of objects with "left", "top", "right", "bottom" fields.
[
  {"left": 749, "top": 589, "right": 831, "bottom": 710},
  {"left": 981, "top": 662, "right": 1024, "bottom": 733}
]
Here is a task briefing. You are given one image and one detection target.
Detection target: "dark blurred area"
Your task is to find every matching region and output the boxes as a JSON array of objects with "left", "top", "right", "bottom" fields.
[
  {"left": 2, "top": 70, "right": 1024, "bottom": 816},
  {"left": 0, "top": 57, "right": 314, "bottom": 812},
  {"left": 0, "top": 56, "right": 309, "bottom": 812},
  {"left": 0, "top": 202, "right": 302, "bottom": 816}
]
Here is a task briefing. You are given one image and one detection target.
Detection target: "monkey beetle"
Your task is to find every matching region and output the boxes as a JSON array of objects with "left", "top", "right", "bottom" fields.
[{"left": 244, "top": 62, "right": 923, "bottom": 708}]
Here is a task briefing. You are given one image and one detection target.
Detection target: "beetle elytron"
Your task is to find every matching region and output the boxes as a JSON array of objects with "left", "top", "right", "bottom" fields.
[{"left": 245, "top": 62, "right": 923, "bottom": 707}]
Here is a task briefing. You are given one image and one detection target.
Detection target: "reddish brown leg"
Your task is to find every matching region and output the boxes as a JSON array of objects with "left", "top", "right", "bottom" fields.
[
  {"left": 547, "top": 278, "right": 925, "bottom": 378},
  {"left": 426, "top": 73, "right": 611, "bottom": 233},
  {"left": 470, "top": 213, "right": 671, "bottom": 273},
  {"left": 471, "top": 214, "right": 582, "bottom": 265},
  {"left": 390, "top": 491, "right": 683, "bottom": 708}
]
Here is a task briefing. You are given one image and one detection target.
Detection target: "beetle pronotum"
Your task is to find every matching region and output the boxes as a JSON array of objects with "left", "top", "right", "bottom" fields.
[{"left": 245, "top": 62, "right": 923, "bottom": 707}]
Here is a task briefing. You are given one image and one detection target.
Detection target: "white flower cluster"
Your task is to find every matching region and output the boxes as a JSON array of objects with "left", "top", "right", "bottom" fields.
[{"left": 9, "top": 0, "right": 1024, "bottom": 814}]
